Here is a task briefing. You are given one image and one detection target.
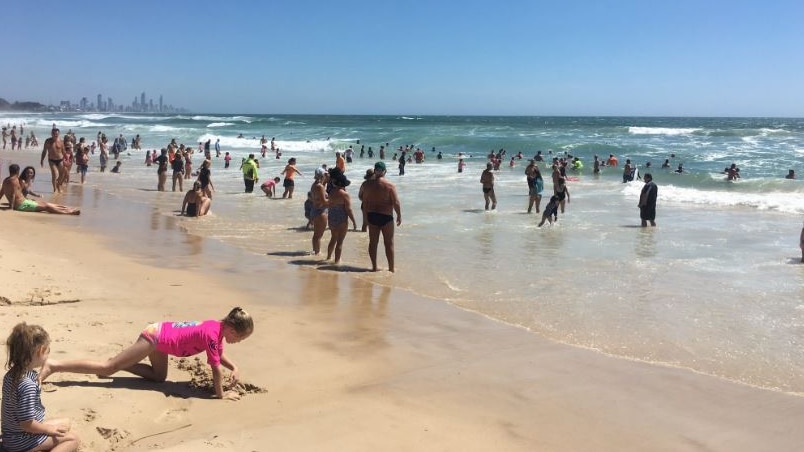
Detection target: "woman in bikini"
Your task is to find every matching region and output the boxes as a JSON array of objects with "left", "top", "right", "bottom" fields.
[
  {"left": 326, "top": 169, "right": 357, "bottom": 264},
  {"left": 309, "top": 169, "right": 329, "bottom": 255}
]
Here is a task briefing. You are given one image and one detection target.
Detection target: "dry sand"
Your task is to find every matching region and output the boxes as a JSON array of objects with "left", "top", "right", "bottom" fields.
[{"left": 1, "top": 178, "right": 804, "bottom": 450}]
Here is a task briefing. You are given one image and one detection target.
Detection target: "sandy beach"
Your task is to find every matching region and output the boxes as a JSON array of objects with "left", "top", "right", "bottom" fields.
[{"left": 1, "top": 152, "right": 803, "bottom": 451}]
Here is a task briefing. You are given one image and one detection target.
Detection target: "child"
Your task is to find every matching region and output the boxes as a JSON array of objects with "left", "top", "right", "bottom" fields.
[
  {"left": 261, "top": 177, "right": 281, "bottom": 197},
  {"left": 111, "top": 161, "right": 122, "bottom": 173},
  {"left": 538, "top": 195, "right": 560, "bottom": 227},
  {"left": 2, "top": 323, "right": 80, "bottom": 452},
  {"left": 304, "top": 191, "right": 313, "bottom": 229},
  {"left": 224, "top": 152, "right": 231, "bottom": 169},
  {"left": 41, "top": 307, "right": 253, "bottom": 401}
]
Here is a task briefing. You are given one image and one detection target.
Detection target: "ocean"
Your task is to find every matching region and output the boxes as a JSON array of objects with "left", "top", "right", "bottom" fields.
[{"left": 3, "top": 113, "right": 803, "bottom": 394}]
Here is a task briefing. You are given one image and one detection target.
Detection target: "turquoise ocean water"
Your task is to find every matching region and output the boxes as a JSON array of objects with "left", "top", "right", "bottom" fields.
[{"left": 3, "top": 113, "right": 803, "bottom": 393}]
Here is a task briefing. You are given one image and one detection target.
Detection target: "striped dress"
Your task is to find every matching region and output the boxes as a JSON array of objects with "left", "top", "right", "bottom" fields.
[{"left": 1, "top": 369, "right": 47, "bottom": 452}]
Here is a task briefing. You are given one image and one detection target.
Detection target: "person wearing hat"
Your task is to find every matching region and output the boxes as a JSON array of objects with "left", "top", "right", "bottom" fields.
[
  {"left": 359, "top": 161, "right": 401, "bottom": 272},
  {"left": 325, "top": 168, "right": 357, "bottom": 263},
  {"left": 480, "top": 162, "right": 497, "bottom": 210}
]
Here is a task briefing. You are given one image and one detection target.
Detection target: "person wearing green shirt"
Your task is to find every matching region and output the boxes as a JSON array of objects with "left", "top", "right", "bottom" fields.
[{"left": 241, "top": 154, "right": 259, "bottom": 193}]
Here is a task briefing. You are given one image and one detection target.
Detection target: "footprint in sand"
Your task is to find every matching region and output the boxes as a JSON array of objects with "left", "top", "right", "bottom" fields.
[
  {"left": 155, "top": 407, "right": 189, "bottom": 424},
  {"left": 96, "top": 426, "right": 130, "bottom": 449},
  {"left": 82, "top": 408, "right": 97, "bottom": 422}
]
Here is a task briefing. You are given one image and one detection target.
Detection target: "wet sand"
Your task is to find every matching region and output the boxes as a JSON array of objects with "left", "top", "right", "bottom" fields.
[{"left": 1, "top": 150, "right": 804, "bottom": 451}]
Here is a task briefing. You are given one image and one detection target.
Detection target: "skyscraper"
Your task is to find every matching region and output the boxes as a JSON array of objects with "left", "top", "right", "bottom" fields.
[
  {"left": 97, "top": 94, "right": 103, "bottom": 112},
  {"left": 140, "top": 92, "right": 146, "bottom": 112},
  {"left": 159, "top": 95, "right": 163, "bottom": 113}
]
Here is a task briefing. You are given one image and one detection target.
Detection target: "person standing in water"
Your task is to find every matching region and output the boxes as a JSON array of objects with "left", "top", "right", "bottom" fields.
[
  {"left": 360, "top": 162, "right": 401, "bottom": 272},
  {"left": 638, "top": 173, "right": 658, "bottom": 227},
  {"left": 480, "top": 162, "right": 496, "bottom": 210}
]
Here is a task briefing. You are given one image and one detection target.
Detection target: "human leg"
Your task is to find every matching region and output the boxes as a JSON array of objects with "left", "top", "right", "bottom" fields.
[
  {"left": 59, "top": 164, "right": 70, "bottom": 187},
  {"left": 367, "top": 224, "right": 381, "bottom": 271},
  {"left": 30, "top": 422, "right": 80, "bottom": 452},
  {"left": 43, "top": 337, "right": 158, "bottom": 380},
  {"left": 381, "top": 223, "right": 395, "bottom": 272},
  {"left": 158, "top": 173, "right": 167, "bottom": 191},
  {"left": 312, "top": 214, "right": 327, "bottom": 255},
  {"left": 40, "top": 201, "right": 80, "bottom": 215},
  {"left": 327, "top": 224, "right": 346, "bottom": 262},
  {"left": 48, "top": 162, "right": 60, "bottom": 193},
  {"left": 200, "top": 197, "right": 211, "bottom": 216}
]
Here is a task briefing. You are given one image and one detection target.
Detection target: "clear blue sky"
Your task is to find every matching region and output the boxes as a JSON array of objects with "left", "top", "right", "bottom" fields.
[{"left": 4, "top": 1, "right": 803, "bottom": 116}]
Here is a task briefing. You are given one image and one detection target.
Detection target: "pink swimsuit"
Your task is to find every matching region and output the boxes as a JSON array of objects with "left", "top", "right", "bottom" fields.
[{"left": 141, "top": 320, "right": 223, "bottom": 367}]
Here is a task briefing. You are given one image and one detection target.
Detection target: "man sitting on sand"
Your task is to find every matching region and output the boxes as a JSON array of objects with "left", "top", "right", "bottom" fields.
[{"left": 1, "top": 164, "right": 80, "bottom": 215}]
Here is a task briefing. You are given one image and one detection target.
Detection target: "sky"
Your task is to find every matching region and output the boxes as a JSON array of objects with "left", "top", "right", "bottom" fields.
[{"left": 3, "top": 0, "right": 804, "bottom": 116}]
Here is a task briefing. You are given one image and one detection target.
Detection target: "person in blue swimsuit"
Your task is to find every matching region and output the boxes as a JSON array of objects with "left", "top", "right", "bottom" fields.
[
  {"left": 326, "top": 168, "right": 357, "bottom": 264},
  {"left": 309, "top": 168, "right": 329, "bottom": 255}
]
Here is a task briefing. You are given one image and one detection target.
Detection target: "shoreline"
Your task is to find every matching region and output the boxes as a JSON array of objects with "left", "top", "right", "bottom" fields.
[{"left": 2, "top": 157, "right": 804, "bottom": 450}]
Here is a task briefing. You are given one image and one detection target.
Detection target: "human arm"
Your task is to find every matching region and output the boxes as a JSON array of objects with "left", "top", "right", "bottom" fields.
[
  {"left": 181, "top": 192, "right": 190, "bottom": 215},
  {"left": 211, "top": 364, "right": 240, "bottom": 400},
  {"left": 219, "top": 352, "right": 240, "bottom": 384},
  {"left": 391, "top": 186, "right": 402, "bottom": 226},
  {"left": 19, "top": 418, "right": 70, "bottom": 437},
  {"left": 40, "top": 140, "right": 48, "bottom": 166},
  {"left": 565, "top": 188, "right": 570, "bottom": 203},
  {"left": 344, "top": 192, "right": 357, "bottom": 230}
]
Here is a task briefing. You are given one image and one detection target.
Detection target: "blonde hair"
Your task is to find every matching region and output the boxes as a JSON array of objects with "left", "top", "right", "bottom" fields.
[
  {"left": 222, "top": 307, "right": 254, "bottom": 336},
  {"left": 5, "top": 323, "right": 50, "bottom": 384}
]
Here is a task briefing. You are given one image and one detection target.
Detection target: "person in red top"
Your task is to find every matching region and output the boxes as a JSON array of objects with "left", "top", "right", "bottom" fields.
[{"left": 607, "top": 154, "right": 619, "bottom": 167}]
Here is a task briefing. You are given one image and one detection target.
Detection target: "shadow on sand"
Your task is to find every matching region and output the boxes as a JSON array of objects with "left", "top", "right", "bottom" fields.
[
  {"left": 267, "top": 251, "right": 311, "bottom": 257},
  {"left": 50, "top": 376, "right": 205, "bottom": 399}
]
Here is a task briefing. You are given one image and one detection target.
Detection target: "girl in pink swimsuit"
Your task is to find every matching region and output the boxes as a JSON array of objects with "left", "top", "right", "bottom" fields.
[{"left": 40, "top": 308, "right": 253, "bottom": 401}]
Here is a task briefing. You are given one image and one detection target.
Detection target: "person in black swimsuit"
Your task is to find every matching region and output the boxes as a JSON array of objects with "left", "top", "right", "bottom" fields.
[{"left": 359, "top": 162, "right": 402, "bottom": 272}]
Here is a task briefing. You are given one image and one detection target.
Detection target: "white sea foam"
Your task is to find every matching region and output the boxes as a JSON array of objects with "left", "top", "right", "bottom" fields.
[
  {"left": 628, "top": 126, "right": 699, "bottom": 135},
  {"left": 45, "top": 119, "right": 106, "bottom": 129},
  {"left": 149, "top": 125, "right": 182, "bottom": 133},
  {"left": 206, "top": 122, "right": 235, "bottom": 128},
  {"left": 189, "top": 115, "right": 254, "bottom": 123},
  {"left": 623, "top": 182, "right": 804, "bottom": 214}
]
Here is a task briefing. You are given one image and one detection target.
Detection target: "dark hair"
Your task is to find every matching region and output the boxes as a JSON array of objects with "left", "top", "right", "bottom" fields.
[
  {"left": 19, "top": 166, "right": 36, "bottom": 183},
  {"left": 6, "top": 323, "right": 50, "bottom": 385},
  {"left": 222, "top": 307, "right": 254, "bottom": 336},
  {"left": 8, "top": 164, "right": 20, "bottom": 175}
]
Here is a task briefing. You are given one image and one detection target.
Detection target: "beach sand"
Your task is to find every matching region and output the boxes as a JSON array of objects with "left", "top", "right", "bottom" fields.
[{"left": 1, "top": 153, "right": 804, "bottom": 451}]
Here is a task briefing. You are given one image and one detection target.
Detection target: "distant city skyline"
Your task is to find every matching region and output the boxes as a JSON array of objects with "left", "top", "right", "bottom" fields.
[{"left": 55, "top": 91, "right": 186, "bottom": 113}]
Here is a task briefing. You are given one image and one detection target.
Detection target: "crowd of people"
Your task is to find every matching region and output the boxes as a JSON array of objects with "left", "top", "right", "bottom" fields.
[{"left": 3, "top": 123, "right": 803, "bottom": 269}]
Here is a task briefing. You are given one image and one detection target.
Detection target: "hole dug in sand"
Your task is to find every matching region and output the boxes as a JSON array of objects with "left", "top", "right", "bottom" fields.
[{"left": 175, "top": 357, "right": 267, "bottom": 396}]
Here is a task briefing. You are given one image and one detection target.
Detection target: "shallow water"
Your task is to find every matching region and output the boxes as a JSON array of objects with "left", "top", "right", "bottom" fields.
[{"left": 3, "top": 113, "right": 803, "bottom": 393}]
